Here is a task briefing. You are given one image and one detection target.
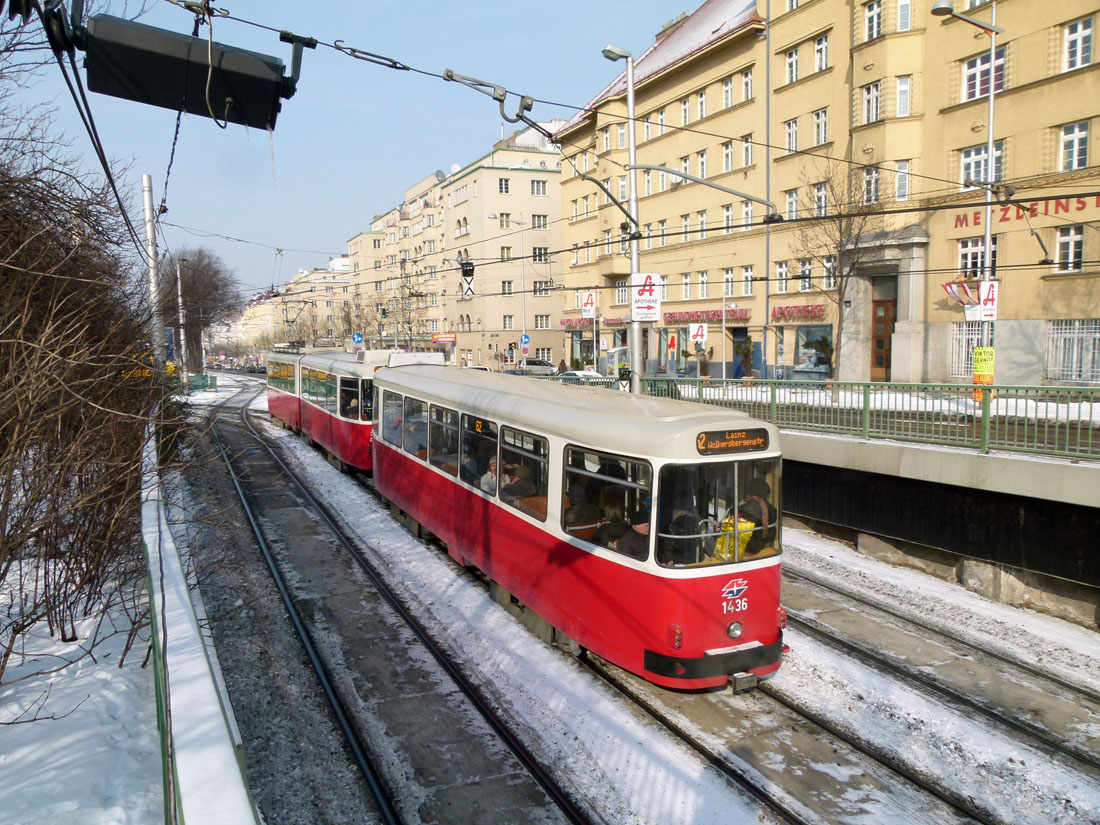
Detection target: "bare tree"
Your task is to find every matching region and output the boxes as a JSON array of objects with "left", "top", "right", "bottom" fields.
[
  {"left": 158, "top": 247, "right": 241, "bottom": 372},
  {"left": 793, "top": 161, "right": 890, "bottom": 380}
]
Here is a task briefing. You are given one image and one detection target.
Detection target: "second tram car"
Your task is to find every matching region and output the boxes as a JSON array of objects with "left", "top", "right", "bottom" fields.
[
  {"left": 266, "top": 348, "right": 442, "bottom": 471},
  {"left": 371, "top": 365, "right": 786, "bottom": 690}
]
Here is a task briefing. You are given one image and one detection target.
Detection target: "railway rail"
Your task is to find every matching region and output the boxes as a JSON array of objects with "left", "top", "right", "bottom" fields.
[{"left": 207, "top": 384, "right": 586, "bottom": 825}]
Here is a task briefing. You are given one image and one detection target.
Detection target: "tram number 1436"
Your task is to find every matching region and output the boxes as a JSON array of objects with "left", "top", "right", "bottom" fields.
[{"left": 724, "top": 597, "right": 749, "bottom": 614}]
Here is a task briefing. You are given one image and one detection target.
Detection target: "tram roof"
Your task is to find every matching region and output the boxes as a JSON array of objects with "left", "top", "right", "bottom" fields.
[
  {"left": 266, "top": 349, "right": 436, "bottom": 377},
  {"left": 375, "top": 365, "right": 780, "bottom": 461}
]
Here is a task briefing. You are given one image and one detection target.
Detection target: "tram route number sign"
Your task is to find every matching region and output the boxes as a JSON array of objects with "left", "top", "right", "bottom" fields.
[
  {"left": 631, "top": 273, "right": 661, "bottom": 322},
  {"left": 696, "top": 428, "right": 770, "bottom": 455}
]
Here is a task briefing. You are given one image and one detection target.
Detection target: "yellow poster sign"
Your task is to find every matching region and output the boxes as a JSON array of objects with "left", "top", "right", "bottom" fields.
[{"left": 972, "top": 346, "right": 994, "bottom": 402}]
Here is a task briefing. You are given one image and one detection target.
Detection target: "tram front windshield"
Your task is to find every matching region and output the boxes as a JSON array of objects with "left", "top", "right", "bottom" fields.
[{"left": 655, "top": 458, "right": 780, "bottom": 567}]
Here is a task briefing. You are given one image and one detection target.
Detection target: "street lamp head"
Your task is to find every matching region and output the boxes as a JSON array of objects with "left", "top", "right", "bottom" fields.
[
  {"left": 602, "top": 44, "right": 631, "bottom": 62},
  {"left": 930, "top": 0, "right": 955, "bottom": 16}
]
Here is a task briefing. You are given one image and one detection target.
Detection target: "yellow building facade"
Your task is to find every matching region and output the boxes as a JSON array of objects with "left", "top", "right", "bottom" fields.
[{"left": 556, "top": 0, "right": 1099, "bottom": 384}]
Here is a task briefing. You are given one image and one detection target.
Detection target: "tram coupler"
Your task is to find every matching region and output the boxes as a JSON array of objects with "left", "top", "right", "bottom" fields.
[{"left": 731, "top": 671, "right": 758, "bottom": 693}]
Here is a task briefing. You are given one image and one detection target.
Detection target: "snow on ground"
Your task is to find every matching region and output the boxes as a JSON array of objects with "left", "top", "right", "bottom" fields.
[{"left": 2, "top": 373, "right": 1096, "bottom": 824}]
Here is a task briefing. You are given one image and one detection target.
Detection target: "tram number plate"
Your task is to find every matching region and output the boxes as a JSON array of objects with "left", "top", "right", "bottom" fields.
[
  {"left": 697, "top": 428, "right": 769, "bottom": 455},
  {"left": 723, "top": 598, "right": 749, "bottom": 614}
]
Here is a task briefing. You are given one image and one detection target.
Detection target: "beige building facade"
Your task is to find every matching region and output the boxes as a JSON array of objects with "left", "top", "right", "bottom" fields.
[{"left": 556, "top": 0, "right": 1099, "bottom": 384}]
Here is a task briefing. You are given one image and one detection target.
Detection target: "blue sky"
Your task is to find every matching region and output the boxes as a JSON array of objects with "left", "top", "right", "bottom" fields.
[{"left": 20, "top": 0, "right": 693, "bottom": 295}]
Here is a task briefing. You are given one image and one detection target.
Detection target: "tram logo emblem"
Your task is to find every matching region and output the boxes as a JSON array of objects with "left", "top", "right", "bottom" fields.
[{"left": 721, "top": 579, "right": 749, "bottom": 600}]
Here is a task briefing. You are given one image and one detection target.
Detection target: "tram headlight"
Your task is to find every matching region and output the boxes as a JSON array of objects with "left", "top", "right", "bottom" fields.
[{"left": 727, "top": 621, "right": 743, "bottom": 640}]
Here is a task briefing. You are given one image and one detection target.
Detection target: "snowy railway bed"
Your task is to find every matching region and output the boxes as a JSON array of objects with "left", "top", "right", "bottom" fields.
[
  {"left": 170, "top": 376, "right": 1100, "bottom": 825},
  {"left": 207, "top": 384, "right": 583, "bottom": 824}
]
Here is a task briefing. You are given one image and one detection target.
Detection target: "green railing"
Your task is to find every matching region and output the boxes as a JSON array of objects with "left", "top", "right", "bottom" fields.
[{"left": 545, "top": 376, "right": 1100, "bottom": 461}]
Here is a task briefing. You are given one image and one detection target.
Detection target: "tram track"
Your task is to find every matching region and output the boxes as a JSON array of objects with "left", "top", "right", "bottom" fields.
[
  {"left": 207, "top": 385, "right": 589, "bottom": 825},
  {"left": 783, "top": 568, "right": 1100, "bottom": 777}
]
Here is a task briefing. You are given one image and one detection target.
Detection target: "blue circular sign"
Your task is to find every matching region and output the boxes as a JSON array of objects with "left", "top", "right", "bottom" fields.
[
  {"left": 520, "top": 334, "right": 530, "bottom": 345},
  {"left": 352, "top": 332, "right": 363, "bottom": 344}
]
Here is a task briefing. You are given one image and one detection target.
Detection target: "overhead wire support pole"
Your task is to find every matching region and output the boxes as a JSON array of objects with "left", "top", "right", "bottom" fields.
[{"left": 142, "top": 174, "right": 164, "bottom": 365}]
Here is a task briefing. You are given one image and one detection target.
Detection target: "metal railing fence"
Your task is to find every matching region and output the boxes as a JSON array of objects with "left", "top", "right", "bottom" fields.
[{"left": 542, "top": 375, "right": 1100, "bottom": 460}]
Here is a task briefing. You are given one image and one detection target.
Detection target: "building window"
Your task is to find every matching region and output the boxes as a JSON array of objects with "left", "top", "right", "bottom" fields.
[
  {"left": 698, "top": 89, "right": 707, "bottom": 119},
  {"left": 786, "top": 49, "right": 799, "bottom": 84},
  {"left": 698, "top": 149, "right": 707, "bottom": 179},
  {"left": 784, "top": 118, "right": 798, "bottom": 153},
  {"left": 531, "top": 179, "right": 548, "bottom": 196},
  {"left": 644, "top": 223, "right": 653, "bottom": 250},
  {"left": 742, "top": 68, "right": 753, "bottom": 100},
  {"left": 776, "top": 261, "right": 789, "bottom": 293},
  {"left": 617, "top": 123, "right": 626, "bottom": 149},
  {"left": 897, "top": 75, "right": 911, "bottom": 117},
  {"left": 659, "top": 168, "right": 668, "bottom": 192},
  {"left": 898, "top": 0, "right": 911, "bottom": 32},
  {"left": 681, "top": 97, "right": 690, "bottom": 125},
  {"left": 682, "top": 274, "right": 692, "bottom": 301},
  {"left": 500, "top": 246, "right": 512, "bottom": 261},
  {"left": 958, "top": 236, "right": 998, "bottom": 278},
  {"left": 786, "top": 189, "right": 798, "bottom": 221},
  {"left": 862, "top": 81, "right": 881, "bottom": 123},
  {"left": 658, "top": 108, "right": 666, "bottom": 135},
  {"left": 815, "top": 35, "right": 829, "bottom": 71},
  {"left": 658, "top": 219, "right": 667, "bottom": 247},
  {"left": 499, "top": 177, "right": 510, "bottom": 194},
  {"left": 644, "top": 170, "right": 652, "bottom": 197},
  {"left": 571, "top": 244, "right": 579, "bottom": 265},
  {"left": 722, "top": 140, "right": 733, "bottom": 172},
  {"left": 963, "top": 47, "right": 1005, "bottom": 101},
  {"left": 1047, "top": 319, "right": 1100, "bottom": 382},
  {"left": 742, "top": 134, "right": 753, "bottom": 166},
  {"left": 618, "top": 175, "right": 627, "bottom": 201},
  {"left": 723, "top": 76, "right": 733, "bottom": 108},
  {"left": 680, "top": 155, "right": 690, "bottom": 180},
  {"left": 619, "top": 231, "right": 628, "bottom": 255},
  {"left": 1065, "top": 17, "right": 1093, "bottom": 71},
  {"left": 643, "top": 115, "right": 652, "bottom": 142},
  {"left": 660, "top": 274, "right": 669, "bottom": 301},
  {"left": 814, "top": 182, "right": 828, "bottom": 216},
  {"left": 1058, "top": 226, "right": 1084, "bottom": 272},
  {"left": 951, "top": 321, "right": 987, "bottom": 377},
  {"left": 863, "top": 166, "right": 880, "bottom": 204},
  {"left": 499, "top": 212, "right": 512, "bottom": 229},
  {"left": 742, "top": 264, "right": 754, "bottom": 296},
  {"left": 616, "top": 280, "right": 629, "bottom": 305},
  {"left": 429, "top": 266, "right": 438, "bottom": 280},
  {"left": 799, "top": 259, "right": 813, "bottom": 291},
  {"left": 896, "top": 160, "right": 910, "bottom": 201},
  {"left": 533, "top": 247, "right": 550, "bottom": 263},
  {"left": 866, "top": 1, "right": 882, "bottom": 41},
  {"left": 724, "top": 268, "right": 735, "bottom": 298},
  {"left": 960, "top": 141, "right": 1003, "bottom": 188},
  {"left": 699, "top": 272, "right": 709, "bottom": 299},
  {"left": 742, "top": 200, "right": 754, "bottom": 230},
  {"left": 682, "top": 214, "right": 691, "bottom": 242},
  {"left": 1061, "top": 121, "right": 1089, "bottom": 171},
  {"left": 813, "top": 108, "right": 828, "bottom": 145},
  {"left": 724, "top": 203, "right": 734, "bottom": 234},
  {"left": 535, "top": 347, "right": 552, "bottom": 361},
  {"left": 502, "top": 280, "right": 513, "bottom": 296},
  {"left": 532, "top": 213, "right": 548, "bottom": 230},
  {"left": 533, "top": 280, "right": 550, "bottom": 297},
  {"left": 604, "top": 229, "right": 613, "bottom": 256},
  {"left": 698, "top": 209, "right": 708, "bottom": 239},
  {"left": 823, "top": 256, "right": 837, "bottom": 289},
  {"left": 503, "top": 315, "right": 514, "bottom": 330},
  {"left": 535, "top": 314, "right": 550, "bottom": 329},
  {"left": 602, "top": 127, "right": 610, "bottom": 152}
]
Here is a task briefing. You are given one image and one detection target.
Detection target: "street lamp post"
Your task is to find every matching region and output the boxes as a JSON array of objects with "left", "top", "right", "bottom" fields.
[
  {"left": 932, "top": 0, "right": 1003, "bottom": 356},
  {"left": 603, "top": 44, "right": 642, "bottom": 394}
]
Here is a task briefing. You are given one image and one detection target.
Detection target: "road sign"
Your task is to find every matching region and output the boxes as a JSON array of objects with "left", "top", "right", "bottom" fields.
[
  {"left": 689, "top": 323, "right": 708, "bottom": 346},
  {"left": 631, "top": 272, "right": 661, "bottom": 322},
  {"left": 522, "top": 346, "right": 529, "bottom": 355},
  {"left": 978, "top": 281, "right": 998, "bottom": 321},
  {"left": 581, "top": 291, "right": 596, "bottom": 319},
  {"left": 461, "top": 276, "right": 474, "bottom": 298},
  {"left": 352, "top": 332, "right": 363, "bottom": 344},
  {"left": 520, "top": 334, "right": 530, "bottom": 345}
]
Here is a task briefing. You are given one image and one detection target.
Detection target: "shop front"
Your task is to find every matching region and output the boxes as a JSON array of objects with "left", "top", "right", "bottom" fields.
[{"left": 771, "top": 304, "right": 833, "bottom": 381}]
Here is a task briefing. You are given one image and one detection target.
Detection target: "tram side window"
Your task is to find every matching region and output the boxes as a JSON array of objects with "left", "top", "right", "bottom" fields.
[
  {"left": 403, "top": 397, "right": 428, "bottom": 458},
  {"left": 325, "top": 371, "right": 338, "bottom": 415},
  {"left": 499, "top": 427, "right": 549, "bottom": 521},
  {"left": 459, "top": 414, "right": 498, "bottom": 489},
  {"left": 381, "top": 390, "right": 403, "bottom": 446},
  {"left": 338, "top": 377, "right": 359, "bottom": 419},
  {"left": 562, "top": 447, "right": 653, "bottom": 561},
  {"left": 360, "top": 379, "right": 374, "bottom": 420},
  {"left": 429, "top": 405, "right": 459, "bottom": 475},
  {"left": 655, "top": 458, "right": 780, "bottom": 567}
]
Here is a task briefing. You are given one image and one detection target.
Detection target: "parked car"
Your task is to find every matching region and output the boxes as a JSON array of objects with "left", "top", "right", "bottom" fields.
[
  {"left": 502, "top": 368, "right": 531, "bottom": 376},
  {"left": 522, "top": 358, "right": 557, "bottom": 376},
  {"left": 245, "top": 363, "right": 258, "bottom": 373},
  {"left": 463, "top": 365, "right": 492, "bottom": 372},
  {"left": 558, "top": 368, "right": 603, "bottom": 378}
]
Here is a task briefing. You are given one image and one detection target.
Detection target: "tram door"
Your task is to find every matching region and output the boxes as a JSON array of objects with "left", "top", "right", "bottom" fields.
[{"left": 871, "top": 299, "right": 895, "bottom": 381}]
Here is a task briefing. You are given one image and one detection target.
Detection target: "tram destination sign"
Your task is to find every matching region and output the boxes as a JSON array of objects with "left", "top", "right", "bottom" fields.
[{"left": 696, "top": 428, "right": 770, "bottom": 455}]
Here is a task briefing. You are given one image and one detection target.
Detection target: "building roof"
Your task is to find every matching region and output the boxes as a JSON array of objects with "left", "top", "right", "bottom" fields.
[{"left": 555, "top": 0, "right": 761, "bottom": 139}]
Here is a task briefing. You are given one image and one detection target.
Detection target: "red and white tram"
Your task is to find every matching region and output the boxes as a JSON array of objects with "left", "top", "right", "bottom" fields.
[
  {"left": 371, "top": 365, "right": 786, "bottom": 690},
  {"left": 266, "top": 348, "right": 442, "bottom": 472}
]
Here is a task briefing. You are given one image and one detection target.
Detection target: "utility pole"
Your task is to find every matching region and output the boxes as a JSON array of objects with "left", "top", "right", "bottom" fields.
[
  {"left": 141, "top": 174, "right": 163, "bottom": 364},
  {"left": 175, "top": 258, "right": 187, "bottom": 378}
]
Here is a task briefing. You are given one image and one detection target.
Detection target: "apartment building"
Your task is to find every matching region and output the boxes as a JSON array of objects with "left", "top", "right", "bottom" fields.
[{"left": 556, "top": 0, "right": 1099, "bottom": 384}]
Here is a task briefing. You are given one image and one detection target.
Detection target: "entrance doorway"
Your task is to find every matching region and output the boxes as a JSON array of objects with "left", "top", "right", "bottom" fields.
[{"left": 870, "top": 275, "right": 897, "bottom": 381}]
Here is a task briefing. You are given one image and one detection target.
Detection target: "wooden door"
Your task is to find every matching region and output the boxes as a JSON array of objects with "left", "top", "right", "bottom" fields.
[{"left": 871, "top": 300, "right": 895, "bottom": 381}]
